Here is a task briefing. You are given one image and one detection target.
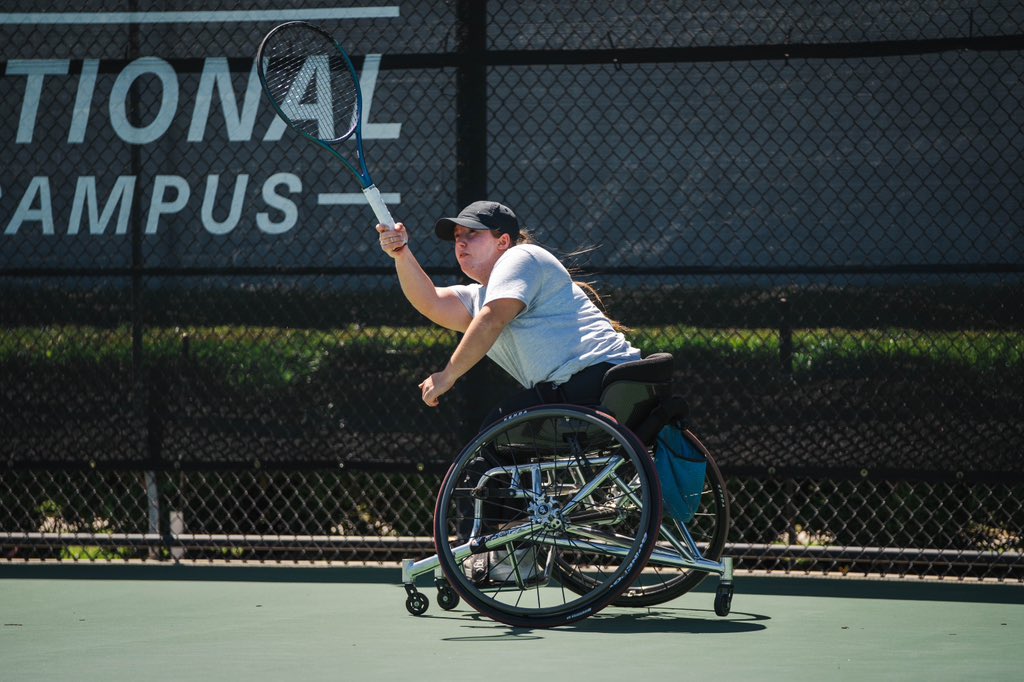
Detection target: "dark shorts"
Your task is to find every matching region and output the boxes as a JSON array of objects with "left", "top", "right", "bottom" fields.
[{"left": 480, "top": 362, "right": 614, "bottom": 430}]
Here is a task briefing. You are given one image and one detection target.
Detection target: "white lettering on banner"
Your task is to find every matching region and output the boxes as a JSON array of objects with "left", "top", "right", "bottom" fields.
[
  {"left": 202, "top": 174, "right": 249, "bottom": 235},
  {"left": 6, "top": 59, "right": 70, "bottom": 144},
  {"left": 4, "top": 55, "right": 400, "bottom": 145},
  {"left": 188, "top": 59, "right": 262, "bottom": 143},
  {"left": 2, "top": 54, "right": 401, "bottom": 238},
  {"left": 110, "top": 58, "right": 180, "bottom": 144},
  {"left": 145, "top": 175, "right": 190, "bottom": 234},
  {"left": 3, "top": 174, "right": 302, "bottom": 236},
  {"left": 258, "top": 173, "right": 301, "bottom": 235},
  {"left": 359, "top": 55, "right": 400, "bottom": 139},
  {"left": 69, "top": 59, "right": 100, "bottom": 144},
  {"left": 280, "top": 55, "right": 335, "bottom": 139},
  {"left": 68, "top": 176, "right": 136, "bottom": 235},
  {"left": 259, "top": 54, "right": 397, "bottom": 142},
  {"left": 5, "top": 177, "right": 54, "bottom": 235},
  {"left": 318, "top": 191, "right": 401, "bottom": 206}
]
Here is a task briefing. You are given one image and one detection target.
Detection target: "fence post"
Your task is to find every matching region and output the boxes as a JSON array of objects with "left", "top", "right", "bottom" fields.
[
  {"left": 778, "top": 295, "right": 793, "bottom": 377},
  {"left": 452, "top": 0, "right": 496, "bottom": 441},
  {"left": 125, "top": 9, "right": 163, "bottom": 560},
  {"left": 454, "top": 0, "right": 487, "bottom": 202}
]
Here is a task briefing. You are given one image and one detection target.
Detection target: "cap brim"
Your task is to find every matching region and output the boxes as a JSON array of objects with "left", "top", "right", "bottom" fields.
[{"left": 434, "top": 217, "right": 493, "bottom": 241}]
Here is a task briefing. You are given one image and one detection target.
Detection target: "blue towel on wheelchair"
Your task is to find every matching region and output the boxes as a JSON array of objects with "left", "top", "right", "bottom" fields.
[{"left": 655, "top": 425, "right": 707, "bottom": 524}]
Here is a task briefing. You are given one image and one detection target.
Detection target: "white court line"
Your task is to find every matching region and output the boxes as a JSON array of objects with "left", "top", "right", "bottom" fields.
[
  {"left": 0, "top": 7, "right": 399, "bottom": 25},
  {"left": 318, "top": 192, "right": 401, "bottom": 206}
]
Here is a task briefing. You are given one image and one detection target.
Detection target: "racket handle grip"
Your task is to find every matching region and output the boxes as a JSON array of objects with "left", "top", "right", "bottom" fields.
[{"left": 363, "top": 184, "right": 396, "bottom": 230}]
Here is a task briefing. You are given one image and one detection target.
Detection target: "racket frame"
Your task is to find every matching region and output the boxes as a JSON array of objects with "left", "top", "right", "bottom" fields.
[{"left": 256, "top": 20, "right": 395, "bottom": 229}]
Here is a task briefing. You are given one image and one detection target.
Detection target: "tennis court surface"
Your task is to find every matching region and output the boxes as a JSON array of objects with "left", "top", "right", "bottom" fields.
[{"left": 1, "top": 564, "right": 1021, "bottom": 681}]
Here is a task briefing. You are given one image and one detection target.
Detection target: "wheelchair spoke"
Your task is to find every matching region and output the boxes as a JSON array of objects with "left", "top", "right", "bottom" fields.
[{"left": 431, "top": 405, "right": 660, "bottom": 628}]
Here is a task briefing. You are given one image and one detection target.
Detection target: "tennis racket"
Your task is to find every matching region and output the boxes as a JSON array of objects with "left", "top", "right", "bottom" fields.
[{"left": 256, "top": 21, "right": 396, "bottom": 230}]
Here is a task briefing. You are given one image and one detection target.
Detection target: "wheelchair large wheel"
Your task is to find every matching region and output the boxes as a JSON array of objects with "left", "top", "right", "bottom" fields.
[
  {"left": 433, "top": 404, "right": 662, "bottom": 628},
  {"left": 557, "top": 429, "right": 730, "bottom": 607}
]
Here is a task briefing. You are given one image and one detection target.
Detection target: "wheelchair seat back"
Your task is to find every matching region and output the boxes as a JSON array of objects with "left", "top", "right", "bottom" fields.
[{"left": 599, "top": 353, "right": 674, "bottom": 431}]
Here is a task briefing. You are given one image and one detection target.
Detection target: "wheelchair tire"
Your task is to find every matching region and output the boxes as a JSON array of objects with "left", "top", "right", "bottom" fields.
[
  {"left": 557, "top": 429, "right": 730, "bottom": 607},
  {"left": 433, "top": 404, "right": 661, "bottom": 628}
]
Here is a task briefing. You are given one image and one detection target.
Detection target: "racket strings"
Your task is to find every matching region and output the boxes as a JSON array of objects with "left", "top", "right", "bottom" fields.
[{"left": 260, "top": 26, "right": 359, "bottom": 143}]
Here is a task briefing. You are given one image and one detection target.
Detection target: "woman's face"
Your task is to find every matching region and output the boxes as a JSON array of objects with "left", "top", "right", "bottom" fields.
[{"left": 453, "top": 226, "right": 510, "bottom": 284}]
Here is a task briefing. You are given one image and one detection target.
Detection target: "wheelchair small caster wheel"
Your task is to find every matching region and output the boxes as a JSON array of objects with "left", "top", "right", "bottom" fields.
[
  {"left": 406, "top": 591, "right": 429, "bottom": 616},
  {"left": 714, "top": 583, "right": 733, "bottom": 617},
  {"left": 436, "top": 580, "right": 460, "bottom": 611}
]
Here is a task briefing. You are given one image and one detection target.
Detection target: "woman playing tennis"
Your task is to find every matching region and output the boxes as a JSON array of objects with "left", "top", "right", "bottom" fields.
[{"left": 377, "top": 200, "right": 641, "bottom": 426}]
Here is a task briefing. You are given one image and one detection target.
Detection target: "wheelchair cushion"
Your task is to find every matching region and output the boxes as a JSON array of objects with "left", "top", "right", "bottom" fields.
[
  {"left": 600, "top": 353, "right": 674, "bottom": 389},
  {"left": 598, "top": 353, "right": 675, "bottom": 428}
]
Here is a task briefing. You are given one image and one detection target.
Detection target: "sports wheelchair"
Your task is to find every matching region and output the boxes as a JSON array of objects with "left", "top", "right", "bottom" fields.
[{"left": 401, "top": 353, "right": 734, "bottom": 628}]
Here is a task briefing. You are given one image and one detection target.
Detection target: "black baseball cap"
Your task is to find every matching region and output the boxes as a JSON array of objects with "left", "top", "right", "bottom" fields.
[{"left": 434, "top": 201, "right": 520, "bottom": 241}]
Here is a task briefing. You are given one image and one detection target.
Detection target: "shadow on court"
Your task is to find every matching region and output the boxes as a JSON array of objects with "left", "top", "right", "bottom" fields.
[{"left": 420, "top": 605, "right": 770, "bottom": 640}]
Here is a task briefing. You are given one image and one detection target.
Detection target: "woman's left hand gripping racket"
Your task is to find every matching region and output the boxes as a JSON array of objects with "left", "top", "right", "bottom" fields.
[{"left": 257, "top": 21, "right": 396, "bottom": 231}]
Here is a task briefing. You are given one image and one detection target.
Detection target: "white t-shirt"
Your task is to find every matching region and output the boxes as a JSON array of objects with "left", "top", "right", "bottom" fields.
[{"left": 449, "top": 244, "right": 640, "bottom": 388}]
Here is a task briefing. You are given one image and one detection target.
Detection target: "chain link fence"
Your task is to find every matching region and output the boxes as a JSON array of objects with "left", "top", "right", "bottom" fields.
[{"left": 2, "top": 1, "right": 1022, "bottom": 580}]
